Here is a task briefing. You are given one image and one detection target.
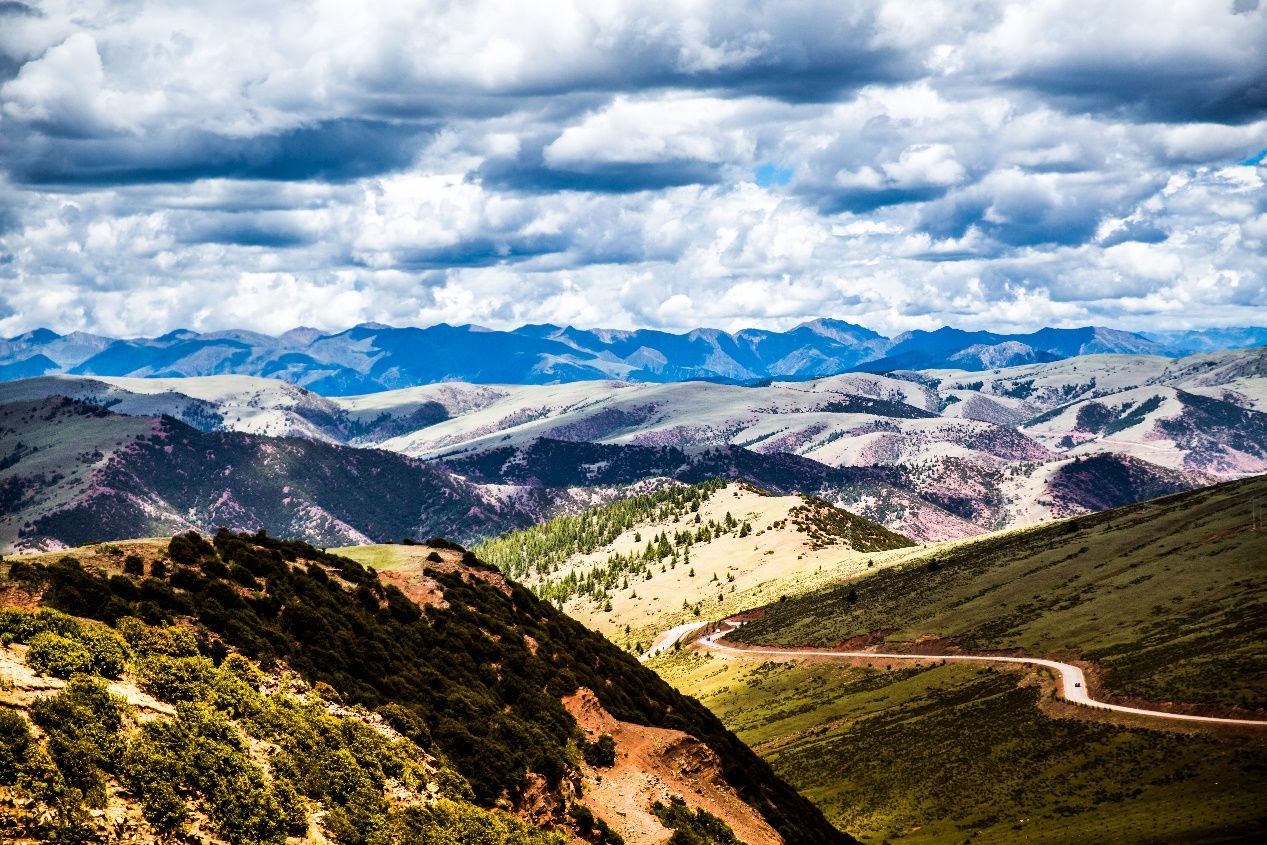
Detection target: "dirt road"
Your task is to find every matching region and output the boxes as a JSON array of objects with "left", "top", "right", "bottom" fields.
[{"left": 687, "top": 620, "right": 1267, "bottom": 727}]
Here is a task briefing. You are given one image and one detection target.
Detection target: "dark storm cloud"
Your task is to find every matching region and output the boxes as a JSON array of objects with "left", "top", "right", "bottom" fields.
[
  {"left": 1099, "top": 220, "right": 1168, "bottom": 248},
  {"left": 815, "top": 185, "right": 952, "bottom": 215},
  {"left": 478, "top": 142, "right": 724, "bottom": 194},
  {"left": 2, "top": 119, "right": 431, "bottom": 187},
  {"left": 388, "top": 234, "right": 572, "bottom": 269},
  {"left": 1009, "top": 59, "right": 1267, "bottom": 125},
  {"left": 172, "top": 214, "right": 317, "bottom": 249}
]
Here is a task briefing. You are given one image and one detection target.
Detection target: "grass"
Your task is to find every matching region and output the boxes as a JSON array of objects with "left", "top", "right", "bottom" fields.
[
  {"left": 326, "top": 543, "right": 435, "bottom": 571},
  {"left": 731, "top": 474, "right": 1267, "bottom": 711},
  {"left": 656, "top": 651, "right": 1267, "bottom": 844}
]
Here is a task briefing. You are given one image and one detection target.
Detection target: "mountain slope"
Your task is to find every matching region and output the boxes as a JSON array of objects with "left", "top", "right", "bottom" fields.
[
  {"left": 732, "top": 474, "right": 1267, "bottom": 712},
  {"left": 1, "top": 530, "right": 853, "bottom": 844},
  {"left": 0, "top": 397, "right": 533, "bottom": 552},
  {"left": 3, "top": 355, "right": 1233, "bottom": 545}
]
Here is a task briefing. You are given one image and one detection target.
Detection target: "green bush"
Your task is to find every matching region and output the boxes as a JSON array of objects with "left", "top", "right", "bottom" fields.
[
  {"left": 122, "top": 702, "right": 298, "bottom": 845},
  {"left": 0, "top": 607, "right": 82, "bottom": 642},
  {"left": 168, "top": 532, "right": 215, "bottom": 565},
  {"left": 0, "top": 708, "right": 33, "bottom": 785},
  {"left": 651, "top": 797, "right": 741, "bottom": 845},
  {"left": 25, "top": 632, "right": 94, "bottom": 679},
  {"left": 167, "top": 534, "right": 198, "bottom": 565},
  {"left": 397, "top": 798, "right": 567, "bottom": 845},
  {"left": 79, "top": 625, "right": 131, "bottom": 678},
  {"left": 569, "top": 803, "right": 624, "bottom": 845},
  {"left": 133, "top": 653, "right": 217, "bottom": 702},
  {"left": 582, "top": 733, "right": 617, "bottom": 768},
  {"left": 116, "top": 616, "right": 199, "bottom": 657},
  {"left": 29, "top": 676, "right": 127, "bottom": 809}
]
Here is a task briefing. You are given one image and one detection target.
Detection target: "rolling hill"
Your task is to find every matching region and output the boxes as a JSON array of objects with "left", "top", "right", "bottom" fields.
[
  {"left": 0, "top": 396, "right": 548, "bottom": 553},
  {"left": 413, "top": 481, "right": 914, "bottom": 649},
  {"left": 6, "top": 348, "right": 1259, "bottom": 545}
]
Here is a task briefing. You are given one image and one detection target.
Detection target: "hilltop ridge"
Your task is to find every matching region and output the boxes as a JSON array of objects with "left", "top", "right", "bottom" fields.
[{"left": 0, "top": 530, "right": 852, "bottom": 844}]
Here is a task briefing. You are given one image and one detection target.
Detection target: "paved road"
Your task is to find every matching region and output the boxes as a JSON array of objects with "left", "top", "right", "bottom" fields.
[{"left": 689, "top": 621, "right": 1267, "bottom": 728}]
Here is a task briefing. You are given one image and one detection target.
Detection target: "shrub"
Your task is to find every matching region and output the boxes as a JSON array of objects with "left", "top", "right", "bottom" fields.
[
  {"left": 569, "top": 803, "right": 624, "bottom": 845},
  {"left": 122, "top": 702, "right": 295, "bottom": 845},
  {"left": 397, "top": 798, "right": 567, "bottom": 845},
  {"left": 134, "top": 654, "right": 218, "bottom": 703},
  {"left": 25, "top": 632, "right": 94, "bottom": 678},
  {"left": 0, "top": 709, "right": 33, "bottom": 785},
  {"left": 651, "top": 797, "right": 740, "bottom": 845},
  {"left": 229, "top": 564, "right": 260, "bottom": 589},
  {"left": 0, "top": 607, "right": 82, "bottom": 642},
  {"left": 123, "top": 555, "right": 145, "bottom": 576},
  {"left": 582, "top": 734, "right": 617, "bottom": 768},
  {"left": 117, "top": 617, "right": 199, "bottom": 657},
  {"left": 168, "top": 534, "right": 199, "bottom": 565},
  {"left": 29, "top": 676, "right": 127, "bottom": 808},
  {"left": 79, "top": 625, "right": 132, "bottom": 678}
]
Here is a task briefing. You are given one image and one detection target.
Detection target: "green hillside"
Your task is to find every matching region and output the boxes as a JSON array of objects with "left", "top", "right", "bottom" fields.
[
  {"left": 0, "top": 530, "right": 850, "bottom": 845},
  {"left": 0, "top": 606, "right": 563, "bottom": 845},
  {"left": 733, "top": 473, "right": 1267, "bottom": 710},
  {"left": 652, "top": 475, "right": 1267, "bottom": 843},
  {"left": 658, "top": 652, "right": 1267, "bottom": 845}
]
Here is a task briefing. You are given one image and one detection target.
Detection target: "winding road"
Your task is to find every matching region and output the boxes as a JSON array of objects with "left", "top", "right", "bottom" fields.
[{"left": 649, "top": 619, "right": 1267, "bottom": 728}]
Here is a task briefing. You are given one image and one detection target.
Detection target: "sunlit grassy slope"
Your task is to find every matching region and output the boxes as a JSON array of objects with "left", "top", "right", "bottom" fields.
[
  {"left": 657, "top": 651, "right": 1267, "bottom": 845},
  {"left": 732, "top": 473, "right": 1267, "bottom": 710}
]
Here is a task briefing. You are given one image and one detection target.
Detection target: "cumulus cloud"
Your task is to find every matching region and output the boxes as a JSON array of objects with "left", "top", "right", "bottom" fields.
[{"left": 0, "top": 0, "right": 1265, "bottom": 338}]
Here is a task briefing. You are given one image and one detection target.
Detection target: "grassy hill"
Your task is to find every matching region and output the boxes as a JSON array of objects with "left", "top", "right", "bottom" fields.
[
  {"left": 444, "top": 481, "right": 912, "bottom": 649},
  {"left": 657, "top": 652, "right": 1267, "bottom": 844},
  {"left": 732, "top": 473, "right": 1267, "bottom": 711},
  {"left": 0, "top": 530, "right": 851, "bottom": 845},
  {"left": 652, "top": 475, "right": 1267, "bottom": 843}
]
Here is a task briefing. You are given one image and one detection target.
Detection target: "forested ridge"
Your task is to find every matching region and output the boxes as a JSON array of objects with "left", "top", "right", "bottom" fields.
[{"left": 476, "top": 480, "right": 911, "bottom": 609}]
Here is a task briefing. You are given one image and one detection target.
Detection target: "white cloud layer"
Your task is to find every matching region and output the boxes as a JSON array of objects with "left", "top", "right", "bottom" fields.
[{"left": 0, "top": 0, "right": 1264, "bottom": 337}]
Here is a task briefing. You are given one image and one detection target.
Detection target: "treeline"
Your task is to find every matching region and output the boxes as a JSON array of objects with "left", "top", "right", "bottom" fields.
[{"left": 476, "top": 480, "right": 754, "bottom": 607}]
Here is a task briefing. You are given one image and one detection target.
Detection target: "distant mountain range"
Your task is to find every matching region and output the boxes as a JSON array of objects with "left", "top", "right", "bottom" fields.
[
  {"left": 3, "top": 321, "right": 1264, "bottom": 394},
  {"left": 7, "top": 345, "right": 1263, "bottom": 552}
]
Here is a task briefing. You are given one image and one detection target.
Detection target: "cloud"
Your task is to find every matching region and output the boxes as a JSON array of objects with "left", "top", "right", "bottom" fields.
[
  {"left": 4, "top": 119, "right": 432, "bottom": 186},
  {"left": 967, "top": 0, "right": 1267, "bottom": 124},
  {"left": 1, "top": 0, "right": 1266, "bottom": 339}
]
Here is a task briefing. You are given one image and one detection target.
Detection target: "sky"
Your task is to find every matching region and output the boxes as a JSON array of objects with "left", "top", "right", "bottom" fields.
[{"left": 0, "top": 0, "right": 1265, "bottom": 339}]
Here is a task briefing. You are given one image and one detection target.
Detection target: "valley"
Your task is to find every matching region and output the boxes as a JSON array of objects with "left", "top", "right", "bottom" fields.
[{"left": 487, "top": 474, "right": 1267, "bottom": 842}]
